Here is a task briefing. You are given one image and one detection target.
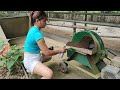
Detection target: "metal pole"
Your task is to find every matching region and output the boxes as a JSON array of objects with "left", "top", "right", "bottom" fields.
[
  {"left": 72, "top": 11, "right": 76, "bottom": 35},
  {"left": 84, "top": 11, "right": 87, "bottom": 30}
]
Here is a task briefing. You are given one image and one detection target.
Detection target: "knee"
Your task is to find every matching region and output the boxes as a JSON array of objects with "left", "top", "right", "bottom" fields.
[{"left": 45, "top": 69, "right": 53, "bottom": 79}]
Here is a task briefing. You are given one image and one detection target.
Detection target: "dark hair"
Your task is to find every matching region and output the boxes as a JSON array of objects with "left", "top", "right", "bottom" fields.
[{"left": 30, "top": 11, "right": 47, "bottom": 26}]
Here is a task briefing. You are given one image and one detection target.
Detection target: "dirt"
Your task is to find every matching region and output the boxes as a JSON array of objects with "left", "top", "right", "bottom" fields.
[{"left": 0, "top": 36, "right": 93, "bottom": 79}]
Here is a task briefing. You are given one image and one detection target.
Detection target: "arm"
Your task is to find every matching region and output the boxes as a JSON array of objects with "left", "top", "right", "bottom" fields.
[{"left": 37, "top": 39, "right": 66, "bottom": 56}]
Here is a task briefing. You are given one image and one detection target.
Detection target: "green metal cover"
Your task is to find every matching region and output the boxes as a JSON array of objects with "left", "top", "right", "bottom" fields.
[{"left": 67, "top": 30, "right": 108, "bottom": 74}]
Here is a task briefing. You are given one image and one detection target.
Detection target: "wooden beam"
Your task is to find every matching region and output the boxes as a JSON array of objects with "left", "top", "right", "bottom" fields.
[
  {"left": 101, "top": 37, "right": 120, "bottom": 52},
  {"left": 47, "top": 12, "right": 120, "bottom": 16},
  {"left": 47, "top": 23, "right": 98, "bottom": 30},
  {"left": 64, "top": 61, "right": 101, "bottom": 79},
  {"left": 49, "top": 18, "right": 120, "bottom": 28},
  {"left": 66, "top": 46, "right": 93, "bottom": 55}
]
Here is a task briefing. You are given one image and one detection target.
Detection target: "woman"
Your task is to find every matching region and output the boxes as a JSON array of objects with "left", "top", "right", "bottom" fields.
[{"left": 23, "top": 11, "right": 66, "bottom": 79}]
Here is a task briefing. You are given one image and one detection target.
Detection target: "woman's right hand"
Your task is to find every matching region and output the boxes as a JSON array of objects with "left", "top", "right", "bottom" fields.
[{"left": 59, "top": 47, "right": 67, "bottom": 53}]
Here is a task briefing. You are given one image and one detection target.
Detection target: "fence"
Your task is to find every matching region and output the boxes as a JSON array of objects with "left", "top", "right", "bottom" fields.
[{"left": 46, "top": 11, "right": 120, "bottom": 36}]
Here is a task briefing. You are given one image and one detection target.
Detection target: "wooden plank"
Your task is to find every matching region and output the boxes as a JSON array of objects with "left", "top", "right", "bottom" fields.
[
  {"left": 47, "top": 23, "right": 98, "bottom": 30},
  {"left": 65, "top": 61, "right": 101, "bottom": 79},
  {"left": 100, "top": 35, "right": 120, "bottom": 38},
  {"left": 45, "top": 37, "right": 94, "bottom": 55},
  {"left": 66, "top": 46, "right": 93, "bottom": 55},
  {"left": 44, "top": 37, "right": 66, "bottom": 47},
  {"left": 48, "top": 12, "right": 120, "bottom": 16},
  {"left": 41, "top": 27, "right": 72, "bottom": 39},
  {"left": 101, "top": 37, "right": 120, "bottom": 52}
]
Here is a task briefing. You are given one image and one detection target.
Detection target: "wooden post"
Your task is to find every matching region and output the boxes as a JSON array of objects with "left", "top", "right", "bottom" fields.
[
  {"left": 73, "top": 22, "right": 76, "bottom": 35},
  {"left": 84, "top": 11, "right": 87, "bottom": 30},
  {"left": 71, "top": 11, "right": 76, "bottom": 36},
  {"left": 47, "top": 11, "right": 50, "bottom": 23},
  {"left": 27, "top": 13, "right": 32, "bottom": 29}
]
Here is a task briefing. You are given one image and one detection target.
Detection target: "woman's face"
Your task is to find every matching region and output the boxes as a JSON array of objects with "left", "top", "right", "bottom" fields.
[{"left": 38, "top": 18, "right": 47, "bottom": 28}]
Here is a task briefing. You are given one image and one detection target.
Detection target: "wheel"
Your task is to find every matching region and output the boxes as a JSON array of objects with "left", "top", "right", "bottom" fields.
[{"left": 58, "top": 62, "right": 69, "bottom": 73}]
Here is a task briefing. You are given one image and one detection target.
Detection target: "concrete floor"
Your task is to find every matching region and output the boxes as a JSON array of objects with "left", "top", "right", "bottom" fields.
[
  {"left": 9, "top": 36, "right": 93, "bottom": 79},
  {"left": 7, "top": 30, "right": 120, "bottom": 79}
]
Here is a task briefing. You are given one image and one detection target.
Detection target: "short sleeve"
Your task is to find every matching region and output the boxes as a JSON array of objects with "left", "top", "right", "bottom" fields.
[{"left": 34, "top": 31, "right": 44, "bottom": 42}]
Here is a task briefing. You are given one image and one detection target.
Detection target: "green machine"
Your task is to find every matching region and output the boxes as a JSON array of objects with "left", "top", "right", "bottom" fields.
[{"left": 58, "top": 30, "right": 108, "bottom": 79}]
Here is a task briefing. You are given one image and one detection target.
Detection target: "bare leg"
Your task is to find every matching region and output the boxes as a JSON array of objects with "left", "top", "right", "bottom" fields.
[{"left": 33, "top": 62, "right": 53, "bottom": 79}]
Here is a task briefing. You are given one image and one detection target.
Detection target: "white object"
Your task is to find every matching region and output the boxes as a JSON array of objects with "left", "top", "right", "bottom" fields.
[
  {"left": 58, "top": 53, "right": 64, "bottom": 58},
  {"left": 101, "top": 65, "right": 120, "bottom": 79}
]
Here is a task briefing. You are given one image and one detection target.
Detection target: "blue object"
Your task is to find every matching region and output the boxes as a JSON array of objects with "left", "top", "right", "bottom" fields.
[{"left": 24, "top": 26, "right": 44, "bottom": 54}]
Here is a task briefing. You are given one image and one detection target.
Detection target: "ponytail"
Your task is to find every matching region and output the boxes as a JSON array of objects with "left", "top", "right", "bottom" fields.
[
  {"left": 30, "top": 11, "right": 47, "bottom": 26},
  {"left": 30, "top": 11, "right": 35, "bottom": 26}
]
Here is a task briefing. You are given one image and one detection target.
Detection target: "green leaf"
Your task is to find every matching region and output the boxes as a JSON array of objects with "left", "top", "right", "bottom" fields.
[
  {"left": 0, "top": 60, "right": 6, "bottom": 66},
  {"left": 1, "top": 44, "right": 24, "bottom": 73},
  {"left": 18, "top": 49, "right": 23, "bottom": 53},
  {"left": 12, "top": 55, "right": 20, "bottom": 61},
  {"left": 1, "top": 56, "right": 7, "bottom": 60},
  {"left": 0, "top": 39, "right": 4, "bottom": 50},
  {"left": 5, "top": 53, "right": 13, "bottom": 58},
  {"left": 17, "top": 56, "right": 23, "bottom": 63},
  {"left": 6, "top": 60, "right": 16, "bottom": 71},
  {"left": 9, "top": 50, "right": 16, "bottom": 54}
]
